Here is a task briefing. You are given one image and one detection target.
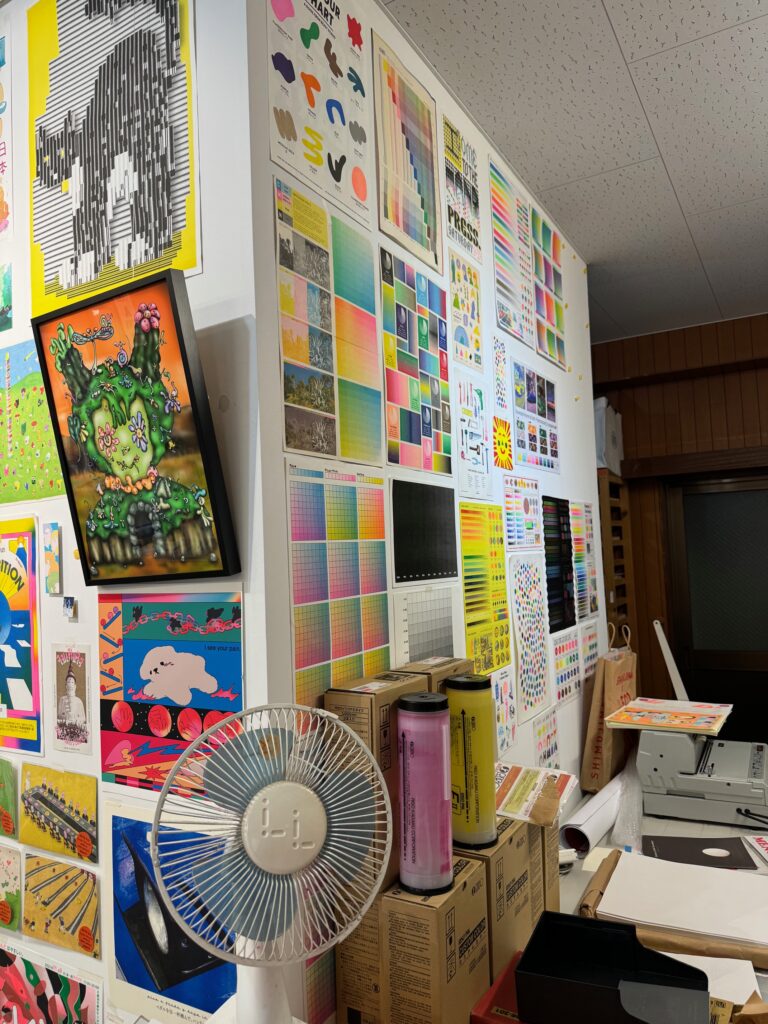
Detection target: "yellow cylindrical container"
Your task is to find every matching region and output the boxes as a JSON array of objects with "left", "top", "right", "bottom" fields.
[{"left": 445, "top": 674, "right": 497, "bottom": 847}]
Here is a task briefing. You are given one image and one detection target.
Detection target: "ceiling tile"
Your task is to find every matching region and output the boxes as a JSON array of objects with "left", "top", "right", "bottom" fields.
[
  {"left": 631, "top": 18, "right": 768, "bottom": 214},
  {"left": 541, "top": 158, "right": 721, "bottom": 332},
  {"left": 589, "top": 295, "right": 627, "bottom": 343},
  {"left": 603, "top": 0, "right": 768, "bottom": 62},
  {"left": 385, "top": 0, "right": 657, "bottom": 191},
  {"left": 688, "top": 196, "right": 768, "bottom": 319}
]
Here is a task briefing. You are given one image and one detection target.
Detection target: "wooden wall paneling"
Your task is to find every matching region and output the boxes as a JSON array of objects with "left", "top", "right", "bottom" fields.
[
  {"left": 629, "top": 481, "right": 671, "bottom": 698},
  {"left": 633, "top": 386, "right": 653, "bottom": 459},
  {"left": 717, "top": 321, "right": 744, "bottom": 449},
  {"left": 684, "top": 325, "right": 703, "bottom": 369},
  {"left": 700, "top": 325, "right": 728, "bottom": 450},
  {"left": 620, "top": 388, "right": 637, "bottom": 460},
  {"left": 622, "top": 337, "right": 641, "bottom": 379},
  {"left": 692, "top": 376, "right": 713, "bottom": 451},
  {"left": 757, "top": 369, "right": 768, "bottom": 447},
  {"left": 592, "top": 342, "right": 612, "bottom": 384},
  {"left": 735, "top": 318, "right": 760, "bottom": 448},
  {"left": 678, "top": 379, "right": 697, "bottom": 453},
  {"left": 750, "top": 314, "right": 768, "bottom": 359},
  {"left": 700, "top": 322, "right": 719, "bottom": 367},
  {"left": 608, "top": 339, "right": 625, "bottom": 383}
]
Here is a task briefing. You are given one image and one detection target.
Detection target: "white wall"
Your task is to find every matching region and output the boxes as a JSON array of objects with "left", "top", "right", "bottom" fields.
[
  {"left": 0, "top": 0, "right": 264, "bottom": 1005},
  {"left": 248, "top": 0, "right": 608, "bottom": 777}
]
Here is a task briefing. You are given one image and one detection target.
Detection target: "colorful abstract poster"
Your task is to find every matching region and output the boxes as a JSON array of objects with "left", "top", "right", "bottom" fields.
[
  {"left": 0, "top": 940, "right": 101, "bottom": 1021},
  {"left": 20, "top": 764, "right": 97, "bottom": 864},
  {"left": 503, "top": 475, "right": 543, "bottom": 550},
  {"left": 551, "top": 627, "right": 581, "bottom": 704},
  {"left": 489, "top": 159, "right": 534, "bottom": 345},
  {"left": 53, "top": 643, "right": 91, "bottom": 753},
  {"left": 106, "top": 801, "right": 235, "bottom": 1024},
  {"left": 493, "top": 664, "right": 516, "bottom": 755},
  {"left": 373, "top": 33, "right": 442, "bottom": 273},
  {"left": 276, "top": 177, "right": 382, "bottom": 464},
  {"left": 543, "top": 495, "right": 575, "bottom": 634},
  {"left": 444, "top": 116, "right": 481, "bottom": 263},
  {"left": 533, "top": 706, "right": 559, "bottom": 769},
  {"left": 0, "top": 846, "right": 19, "bottom": 931},
  {"left": 492, "top": 416, "right": 513, "bottom": 471},
  {"left": 0, "top": 265, "right": 11, "bottom": 332},
  {"left": 0, "top": 20, "right": 12, "bottom": 240},
  {"left": 493, "top": 335, "right": 509, "bottom": 413},
  {"left": 23, "top": 854, "right": 100, "bottom": 959},
  {"left": 512, "top": 359, "right": 559, "bottom": 473},
  {"left": 287, "top": 459, "right": 390, "bottom": 707},
  {"left": 43, "top": 522, "right": 62, "bottom": 595},
  {"left": 509, "top": 554, "right": 550, "bottom": 724},
  {"left": 0, "top": 518, "right": 41, "bottom": 754},
  {"left": 28, "top": 0, "right": 199, "bottom": 317},
  {"left": 580, "top": 621, "right": 599, "bottom": 681},
  {"left": 99, "top": 592, "right": 243, "bottom": 791},
  {"left": 449, "top": 250, "right": 482, "bottom": 370},
  {"left": 380, "top": 247, "right": 451, "bottom": 473},
  {"left": 531, "top": 207, "right": 566, "bottom": 368},
  {"left": 456, "top": 373, "right": 490, "bottom": 500},
  {"left": 0, "top": 341, "right": 64, "bottom": 504},
  {"left": 459, "top": 503, "right": 510, "bottom": 674},
  {"left": 0, "top": 757, "right": 17, "bottom": 838},
  {"left": 267, "top": 0, "right": 372, "bottom": 222}
]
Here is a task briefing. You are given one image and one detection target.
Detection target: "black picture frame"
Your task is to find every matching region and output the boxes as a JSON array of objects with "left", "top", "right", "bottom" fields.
[{"left": 32, "top": 270, "right": 240, "bottom": 586}]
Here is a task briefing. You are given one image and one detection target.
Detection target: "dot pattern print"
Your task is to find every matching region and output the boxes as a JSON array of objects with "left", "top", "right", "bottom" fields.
[{"left": 509, "top": 554, "right": 550, "bottom": 723}]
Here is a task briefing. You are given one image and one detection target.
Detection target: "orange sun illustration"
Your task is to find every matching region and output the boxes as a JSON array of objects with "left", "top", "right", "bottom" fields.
[{"left": 493, "top": 416, "right": 513, "bottom": 470}]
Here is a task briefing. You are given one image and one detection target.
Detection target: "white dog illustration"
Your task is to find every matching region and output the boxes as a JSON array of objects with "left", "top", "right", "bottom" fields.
[{"left": 139, "top": 645, "right": 217, "bottom": 706}]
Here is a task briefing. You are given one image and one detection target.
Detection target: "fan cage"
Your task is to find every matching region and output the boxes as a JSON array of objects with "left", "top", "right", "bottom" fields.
[{"left": 150, "top": 704, "right": 392, "bottom": 967}]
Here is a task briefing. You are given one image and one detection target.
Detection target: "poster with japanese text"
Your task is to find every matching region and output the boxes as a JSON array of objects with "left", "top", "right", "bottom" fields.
[
  {"left": 0, "top": 518, "right": 41, "bottom": 753},
  {"left": 443, "top": 115, "right": 481, "bottom": 263}
]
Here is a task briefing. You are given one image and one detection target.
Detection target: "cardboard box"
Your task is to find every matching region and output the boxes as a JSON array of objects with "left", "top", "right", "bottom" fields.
[
  {"left": 336, "top": 897, "right": 384, "bottom": 1024},
  {"left": 462, "top": 818, "right": 544, "bottom": 981},
  {"left": 542, "top": 821, "right": 560, "bottom": 912},
  {"left": 323, "top": 671, "right": 428, "bottom": 887},
  {"left": 381, "top": 856, "right": 490, "bottom": 1024},
  {"left": 395, "top": 656, "right": 473, "bottom": 692}
]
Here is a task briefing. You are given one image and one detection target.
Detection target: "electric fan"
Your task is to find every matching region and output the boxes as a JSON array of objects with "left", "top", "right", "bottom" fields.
[{"left": 150, "top": 705, "right": 392, "bottom": 1024}]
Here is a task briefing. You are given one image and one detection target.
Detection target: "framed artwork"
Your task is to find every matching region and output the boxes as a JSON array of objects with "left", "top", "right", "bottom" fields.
[
  {"left": 53, "top": 642, "right": 91, "bottom": 753},
  {"left": 373, "top": 33, "right": 443, "bottom": 273},
  {"left": 0, "top": 518, "right": 41, "bottom": 753},
  {"left": 99, "top": 592, "right": 243, "bottom": 791},
  {"left": 32, "top": 272, "right": 239, "bottom": 585}
]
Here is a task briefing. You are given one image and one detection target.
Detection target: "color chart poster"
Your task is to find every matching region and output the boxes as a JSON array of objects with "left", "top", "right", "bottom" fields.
[
  {"left": 449, "top": 249, "right": 482, "bottom": 370},
  {"left": 459, "top": 503, "right": 510, "bottom": 674},
  {"left": 503, "top": 474, "right": 543, "bottom": 550},
  {"left": 0, "top": 340, "right": 65, "bottom": 505},
  {"left": 493, "top": 664, "right": 516, "bottom": 755},
  {"left": 513, "top": 359, "right": 560, "bottom": 473},
  {"left": 287, "top": 459, "right": 390, "bottom": 708},
  {"left": 0, "top": 940, "right": 102, "bottom": 1022},
  {"left": 276, "top": 177, "right": 382, "bottom": 464},
  {"left": 28, "top": 0, "right": 199, "bottom": 316},
  {"left": 571, "top": 501, "right": 600, "bottom": 621},
  {"left": 551, "top": 627, "right": 581, "bottom": 704},
  {"left": 267, "top": 0, "right": 373, "bottom": 223},
  {"left": 373, "top": 33, "right": 443, "bottom": 273},
  {"left": 531, "top": 206, "right": 566, "bottom": 369},
  {"left": 489, "top": 159, "right": 534, "bottom": 346},
  {"left": 0, "top": 518, "right": 41, "bottom": 754},
  {"left": 456, "top": 373, "right": 491, "bottom": 500},
  {"left": 443, "top": 115, "right": 481, "bottom": 263},
  {"left": 99, "top": 593, "right": 243, "bottom": 791},
  {"left": 380, "top": 247, "right": 451, "bottom": 474},
  {"left": 533, "top": 706, "right": 559, "bottom": 769},
  {"left": 509, "top": 554, "right": 550, "bottom": 724},
  {"left": 580, "top": 620, "right": 599, "bottom": 681}
]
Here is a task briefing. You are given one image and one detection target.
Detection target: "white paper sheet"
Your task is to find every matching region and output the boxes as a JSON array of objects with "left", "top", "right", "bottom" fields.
[
  {"left": 559, "top": 773, "right": 622, "bottom": 855},
  {"left": 599, "top": 854, "right": 768, "bottom": 946},
  {"left": 666, "top": 953, "right": 758, "bottom": 1005}
]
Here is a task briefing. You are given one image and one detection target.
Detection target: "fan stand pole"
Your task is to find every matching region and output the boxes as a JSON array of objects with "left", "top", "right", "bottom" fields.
[{"left": 237, "top": 964, "right": 298, "bottom": 1024}]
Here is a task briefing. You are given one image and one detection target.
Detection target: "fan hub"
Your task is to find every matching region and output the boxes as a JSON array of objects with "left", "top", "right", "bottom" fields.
[{"left": 242, "top": 781, "right": 327, "bottom": 875}]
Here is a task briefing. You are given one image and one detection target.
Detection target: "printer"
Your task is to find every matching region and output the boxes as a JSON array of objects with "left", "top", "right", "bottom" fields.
[
  {"left": 637, "top": 731, "right": 768, "bottom": 827},
  {"left": 636, "top": 621, "right": 768, "bottom": 828}
]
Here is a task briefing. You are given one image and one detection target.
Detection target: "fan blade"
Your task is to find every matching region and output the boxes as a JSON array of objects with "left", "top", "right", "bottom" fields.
[
  {"left": 202, "top": 728, "right": 293, "bottom": 813},
  {"left": 315, "top": 770, "right": 376, "bottom": 882},
  {"left": 191, "top": 847, "right": 296, "bottom": 943}
]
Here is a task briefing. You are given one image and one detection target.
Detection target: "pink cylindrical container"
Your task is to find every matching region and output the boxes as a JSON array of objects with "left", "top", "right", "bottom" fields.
[{"left": 397, "top": 692, "right": 453, "bottom": 894}]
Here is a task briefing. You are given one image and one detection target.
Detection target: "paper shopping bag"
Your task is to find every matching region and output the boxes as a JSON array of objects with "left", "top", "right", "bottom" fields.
[{"left": 580, "top": 628, "right": 637, "bottom": 793}]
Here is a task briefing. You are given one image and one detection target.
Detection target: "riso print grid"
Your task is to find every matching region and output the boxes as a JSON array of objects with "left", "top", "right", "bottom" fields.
[
  {"left": 489, "top": 158, "right": 534, "bottom": 346},
  {"left": 393, "top": 587, "right": 456, "bottom": 665},
  {"left": 551, "top": 627, "right": 581, "bottom": 704},
  {"left": 531, "top": 206, "right": 566, "bottom": 369},
  {"left": 571, "top": 501, "right": 599, "bottom": 620},
  {"left": 287, "top": 460, "right": 390, "bottom": 707},
  {"left": 275, "top": 176, "right": 382, "bottom": 464},
  {"left": 512, "top": 359, "right": 559, "bottom": 473},
  {"left": 380, "top": 246, "right": 452, "bottom": 473},
  {"left": 509, "top": 554, "right": 550, "bottom": 724}
]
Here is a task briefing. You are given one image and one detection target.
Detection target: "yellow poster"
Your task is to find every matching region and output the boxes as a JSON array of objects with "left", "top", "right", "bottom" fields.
[
  {"left": 28, "top": 0, "right": 198, "bottom": 316},
  {"left": 459, "top": 502, "right": 511, "bottom": 673},
  {"left": 23, "top": 854, "right": 100, "bottom": 958},
  {"left": 20, "top": 763, "right": 98, "bottom": 863}
]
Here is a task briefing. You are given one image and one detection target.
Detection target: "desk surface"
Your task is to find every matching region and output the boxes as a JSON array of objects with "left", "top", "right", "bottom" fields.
[{"left": 560, "top": 813, "right": 768, "bottom": 999}]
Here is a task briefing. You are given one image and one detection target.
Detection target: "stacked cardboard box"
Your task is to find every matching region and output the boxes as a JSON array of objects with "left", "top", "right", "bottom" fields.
[{"left": 395, "top": 656, "right": 473, "bottom": 692}]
